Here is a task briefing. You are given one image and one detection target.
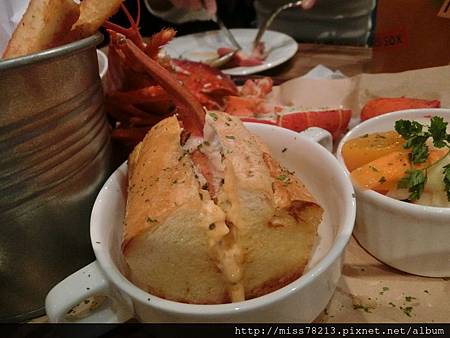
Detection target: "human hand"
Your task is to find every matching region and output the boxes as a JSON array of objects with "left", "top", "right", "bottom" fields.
[
  {"left": 301, "top": 0, "right": 317, "bottom": 10},
  {"left": 169, "top": 0, "right": 217, "bottom": 15}
]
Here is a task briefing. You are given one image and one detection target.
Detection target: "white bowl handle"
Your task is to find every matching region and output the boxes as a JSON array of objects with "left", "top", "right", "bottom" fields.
[
  {"left": 299, "top": 127, "right": 333, "bottom": 152},
  {"left": 45, "top": 261, "right": 133, "bottom": 323}
]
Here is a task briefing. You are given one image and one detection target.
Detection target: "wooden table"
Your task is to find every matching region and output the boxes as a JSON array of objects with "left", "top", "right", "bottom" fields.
[{"left": 261, "top": 43, "right": 373, "bottom": 81}]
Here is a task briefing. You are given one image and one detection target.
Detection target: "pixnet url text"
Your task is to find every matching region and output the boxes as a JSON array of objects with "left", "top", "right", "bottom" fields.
[{"left": 234, "top": 325, "right": 446, "bottom": 336}]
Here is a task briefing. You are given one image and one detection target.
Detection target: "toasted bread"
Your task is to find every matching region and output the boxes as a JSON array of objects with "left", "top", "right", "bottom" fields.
[{"left": 123, "top": 113, "right": 323, "bottom": 303}]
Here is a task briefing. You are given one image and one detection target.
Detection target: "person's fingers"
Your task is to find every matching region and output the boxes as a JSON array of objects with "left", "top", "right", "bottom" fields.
[
  {"left": 189, "top": 0, "right": 202, "bottom": 11},
  {"left": 170, "top": 0, "right": 184, "bottom": 8},
  {"left": 302, "top": 0, "right": 317, "bottom": 10},
  {"left": 169, "top": 0, "right": 201, "bottom": 10},
  {"left": 202, "top": 0, "right": 217, "bottom": 15}
]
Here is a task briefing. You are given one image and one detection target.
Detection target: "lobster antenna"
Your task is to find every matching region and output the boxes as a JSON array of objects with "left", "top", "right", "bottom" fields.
[
  {"left": 104, "top": 2, "right": 146, "bottom": 51},
  {"left": 121, "top": 3, "right": 137, "bottom": 29},
  {"left": 136, "top": 0, "right": 141, "bottom": 27}
]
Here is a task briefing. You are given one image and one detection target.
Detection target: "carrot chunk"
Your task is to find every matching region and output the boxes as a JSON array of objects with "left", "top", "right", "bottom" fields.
[
  {"left": 342, "top": 131, "right": 407, "bottom": 172},
  {"left": 350, "top": 148, "right": 449, "bottom": 193}
]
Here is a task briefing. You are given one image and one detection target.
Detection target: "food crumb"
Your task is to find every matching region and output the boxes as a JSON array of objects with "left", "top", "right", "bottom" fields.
[
  {"left": 379, "top": 286, "right": 389, "bottom": 295},
  {"left": 400, "top": 306, "right": 413, "bottom": 317},
  {"left": 353, "top": 304, "right": 373, "bottom": 313}
]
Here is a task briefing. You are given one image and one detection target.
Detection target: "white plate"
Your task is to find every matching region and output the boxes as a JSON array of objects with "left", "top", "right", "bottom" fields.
[{"left": 164, "top": 28, "right": 298, "bottom": 76}]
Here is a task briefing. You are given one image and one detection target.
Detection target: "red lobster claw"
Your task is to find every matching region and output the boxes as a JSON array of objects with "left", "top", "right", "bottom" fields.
[{"left": 110, "top": 33, "right": 206, "bottom": 137}]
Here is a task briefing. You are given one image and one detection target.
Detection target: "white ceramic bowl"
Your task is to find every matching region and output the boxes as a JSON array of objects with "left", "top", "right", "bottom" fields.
[
  {"left": 46, "top": 123, "right": 355, "bottom": 323},
  {"left": 337, "top": 109, "right": 450, "bottom": 277}
]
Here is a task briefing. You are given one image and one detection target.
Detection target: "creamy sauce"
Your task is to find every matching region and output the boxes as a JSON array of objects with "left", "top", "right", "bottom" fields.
[
  {"left": 202, "top": 116, "right": 225, "bottom": 193},
  {"left": 191, "top": 115, "right": 245, "bottom": 303}
]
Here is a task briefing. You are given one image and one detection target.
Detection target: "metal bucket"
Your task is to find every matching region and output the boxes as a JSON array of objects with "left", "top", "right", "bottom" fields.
[{"left": 0, "top": 33, "right": 112, "bottom": 322}]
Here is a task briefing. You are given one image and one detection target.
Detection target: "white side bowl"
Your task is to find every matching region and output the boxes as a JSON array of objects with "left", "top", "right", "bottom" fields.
[
  {"left": 337, "top": 109, "right": 450, "bottom": 277},
  {"left": 46, "top": 123, "right": 356, "bottom": 323}
]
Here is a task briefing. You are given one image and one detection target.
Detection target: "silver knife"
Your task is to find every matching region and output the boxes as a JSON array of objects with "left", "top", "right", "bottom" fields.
[
  {"left": 200, "top": 0, "right": 242, "bottom": 50},
  {"left": 211, "top": 14, "right": 242, "bottom": 51}
]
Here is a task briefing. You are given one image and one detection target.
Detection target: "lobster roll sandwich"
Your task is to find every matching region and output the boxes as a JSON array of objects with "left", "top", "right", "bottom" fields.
[{"left": 122, "top": 112, "right": 323, "bottom": 304}]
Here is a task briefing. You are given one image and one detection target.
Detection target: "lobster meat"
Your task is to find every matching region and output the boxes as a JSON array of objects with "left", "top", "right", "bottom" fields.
[
  {"left": 103, "top": 1, "right": 237, "bottom": 145},
  {"left": 224, "top": 78, "right": 352, "bottom": 140},
  {"left": 217, "top": 41, "right": 266, "bottom": 67},
  {"left": 104, "top": 2, "right": 352, "bottom": 149}
]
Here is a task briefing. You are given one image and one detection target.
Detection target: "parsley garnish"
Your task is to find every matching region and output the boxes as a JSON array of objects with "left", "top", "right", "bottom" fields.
[
  {"left": 429, "top": 116, "right": 448, "bottom": 148},
  {"left": 225, "top": 135, "right": 235, "bottom": 140},
  {"left": 353, "top": 304, "right": 372, "bottom": 313},
  {"left": 209, "top": 112, "right": 218, "bottom": 121},
  {"left": 443, "top": 164, "right": 450, "bottom": 200},
  {"left": 405, "top": 296, "right": 416, "bottom": 302},
  {"left": 394, "top": 117, "right": 450, "bottom": 201},
  {"left": 397, "top": 169, "right": 427, "bottom": 201},
  {"left": 400, "top": 306, "right": 413, "bottom": 317},
  {"left": 146, "top": 217, "right": 157, "bottom": 223},
  {"left": 276, "top": 174, "right": 290, "bottom": 186}
]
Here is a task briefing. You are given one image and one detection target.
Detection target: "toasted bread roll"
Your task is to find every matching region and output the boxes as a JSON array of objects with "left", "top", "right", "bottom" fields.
[
  {"left": 124, "top": 116, "right": 232, "bottom": 304},
  {"left": 206, "top": 113, "right": 322, "bottom": 299},
  {"left": 123, "top": 113, "right": 322, "bottom": 304}
]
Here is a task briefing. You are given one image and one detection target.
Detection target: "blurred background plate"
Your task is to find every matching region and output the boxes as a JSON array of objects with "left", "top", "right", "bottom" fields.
[{"left": 164, "top": 28, "right": 298, "bottom": 76}]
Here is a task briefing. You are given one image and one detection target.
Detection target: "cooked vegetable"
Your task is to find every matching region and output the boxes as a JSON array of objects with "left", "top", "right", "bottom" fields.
[
  {"left": 347, "top": 116, "right": 450, "bottom": 204},
  {"left": 350, "top": 147, "right": 448, "bottom": 194},
  {"left": 350, "top": 151, "right": 411, "bottom": 193},
  {"left": 414, "top": 156, "right": 450, "bottom": 206},
  {"left": 342, "top": 131, "right": 406, "bottom": 171},
  {"left": 2, "top": 0, "right": 80, "bottom": 59},
  {"left": 394, "top": 117, "right": 450, "bottom": 201}
]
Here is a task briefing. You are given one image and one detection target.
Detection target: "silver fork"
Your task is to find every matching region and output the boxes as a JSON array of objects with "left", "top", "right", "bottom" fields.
[
  {"left": 253, "top": 0, "right": 303, "bottom": 48},
  {"left": 199, "top": 0, "right": 241, "bottom": 67},
  {"left": 203, "top": 49, "right": 238, "bottom": 68}
]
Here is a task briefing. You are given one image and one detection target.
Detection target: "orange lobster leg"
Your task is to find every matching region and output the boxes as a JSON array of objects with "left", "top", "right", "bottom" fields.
[
  {"left": 360, "top": 97, "right": 441, "bottom": 121},
  {"left": 280, "top": 109, "right": 352, "bottom": 140}
]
